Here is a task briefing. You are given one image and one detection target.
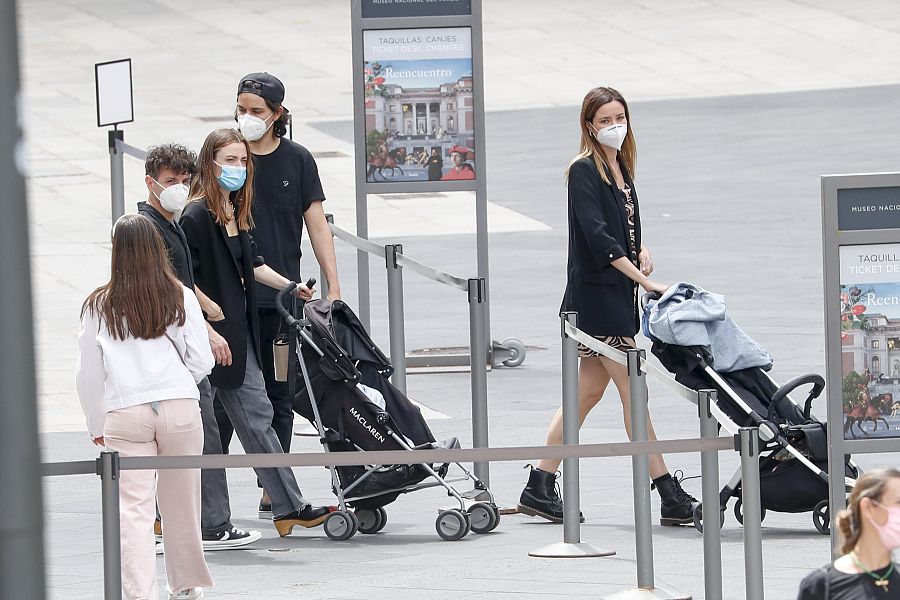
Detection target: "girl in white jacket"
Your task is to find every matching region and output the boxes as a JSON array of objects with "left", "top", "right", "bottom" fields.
[{"left": 76, "top": 214, "right": 215, "bottom": 600}]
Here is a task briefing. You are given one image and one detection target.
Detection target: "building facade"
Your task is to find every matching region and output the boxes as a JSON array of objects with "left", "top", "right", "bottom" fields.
[{"left": 365, "top": 75, "right": 475, "bottom": 152}]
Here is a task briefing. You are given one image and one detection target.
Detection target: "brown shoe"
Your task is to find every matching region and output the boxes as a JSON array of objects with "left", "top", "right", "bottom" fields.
[{"left": 273, "top": 505, "right": 335, "bottom": 537}]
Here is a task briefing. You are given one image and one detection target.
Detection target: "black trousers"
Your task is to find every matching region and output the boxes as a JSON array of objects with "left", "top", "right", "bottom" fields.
[{"left": 215, "top": 308, "right": 295, "bottom": 456}]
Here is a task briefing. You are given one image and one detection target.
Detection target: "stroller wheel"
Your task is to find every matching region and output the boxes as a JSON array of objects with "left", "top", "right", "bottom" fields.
[
  {"left": 324, "top": 510, "right": 358, "bottom": 541},
  {"left": 500, "top": 338, "right": 526, "bottom": 367},
  {"left": 356, "top": 507, "right": 387, "bottom": 534},
  {"left": 468, "top": 502, "right": 500, "bottom": 534},
  {"left": 436, "top": 509, "right": 470, "bottom": 541},
  {"left": 734, "top": 499, "right": 767, "bottom": 526},
  {"left": 813, "top": 500, "right": 830, "bottom": 535},
  {"left": 692, "top": 503, "right": 725, "bottom": 533}
]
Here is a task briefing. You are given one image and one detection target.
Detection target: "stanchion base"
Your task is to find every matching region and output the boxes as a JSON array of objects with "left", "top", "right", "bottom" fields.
[
  {"left": 603, "top": 586, "right": 691, "bottom": 600},
  {"left": 528, "top": 542, "right": 616, "bottom": 558}
]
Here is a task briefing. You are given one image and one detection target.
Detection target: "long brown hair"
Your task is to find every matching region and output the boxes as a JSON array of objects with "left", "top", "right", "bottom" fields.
[
  {"left": 188, "top": 128, "right": 255, "bottom": 230},
  {"left": 836, "top": 467, "right": 900, "bottom": 554},
  {"left": 82, "top": 214, "right": 186, "bottom": 340},
  {"left": 565, "top": 86, "right": 637, "bottom": 185}
]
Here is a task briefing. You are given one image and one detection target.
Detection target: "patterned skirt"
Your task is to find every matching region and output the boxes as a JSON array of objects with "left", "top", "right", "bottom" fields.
[{"left": 577, "top": 335, "right": 636, "bottom": 358}]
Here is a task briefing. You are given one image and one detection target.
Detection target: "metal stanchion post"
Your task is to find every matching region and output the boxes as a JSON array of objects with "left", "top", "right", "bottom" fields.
[
  {"left": 319, "top": 214, "right": 334, "bottom": 300},
  {"left": 629, "top": 348, "right": 655, "bottom": 589},
  {"left": 467, "top": 278, "right": 489, "bottom": 486},
  {"left": 97, "top": 451, "right": 122, "bottom": 600},
  {"left": 605, "top": 350, "right": 687, "bottom": 599},
  {"left": 109, "top": 129, "right": 125, "bottom": 226},
  {"left": 739, "top": 427, "right": 765, "bottom": 600},
  {"left": 385, "top": 244, "right": 407, "bottom": 395},
  {"left": 530, "top": 312, "right": 614, "bottom": 558},
  {"left": 0, "top": 3, "right": 47, "bottom": 595},
  {"left": 699, "top": 390, "right": 723, "bottom": 600}
]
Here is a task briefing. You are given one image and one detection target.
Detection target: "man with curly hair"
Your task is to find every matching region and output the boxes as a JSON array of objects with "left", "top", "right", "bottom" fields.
[{"left": 139, "top": 143, "right": 262, "bottom": 551}]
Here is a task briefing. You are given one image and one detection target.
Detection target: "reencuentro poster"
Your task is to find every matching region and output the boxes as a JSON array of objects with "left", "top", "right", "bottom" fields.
[
  {"left": 363, "top": 27, "right": 476, "bottom": 183},
  {"left": 839, "top": 243, "right": 900, "bottom": 439}
]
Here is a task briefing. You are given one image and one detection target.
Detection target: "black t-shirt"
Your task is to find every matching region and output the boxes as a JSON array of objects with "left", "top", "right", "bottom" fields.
[
  {"left": 137, "top": 201, "right": 194, "bottom": 289},
  {"left": 797, "top": 563, "right": 900, "bottom": 600},
  {"left": 250, "top": 139, "right": 325, "bottom": 307}
]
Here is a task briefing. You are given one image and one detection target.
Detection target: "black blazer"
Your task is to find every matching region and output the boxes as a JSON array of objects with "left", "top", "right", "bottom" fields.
[
  {"left": 180, "top": 200, "right": 264, "bottom": 390},
  {"left": 560, "top": 156, "right": 642, "bottom": 337}
]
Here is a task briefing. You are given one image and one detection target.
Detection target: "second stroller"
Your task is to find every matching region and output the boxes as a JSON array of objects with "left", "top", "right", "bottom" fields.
[{"left": 276, "top": 282, "right": 501, "bottom": 541}]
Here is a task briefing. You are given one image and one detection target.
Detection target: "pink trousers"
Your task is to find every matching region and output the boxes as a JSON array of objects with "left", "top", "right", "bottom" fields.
[{"left": 104, "top": 399, "right": 213, "bottom": 600}]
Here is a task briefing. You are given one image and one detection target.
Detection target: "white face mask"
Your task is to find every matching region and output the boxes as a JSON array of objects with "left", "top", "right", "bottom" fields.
[
  {"left": 237, "top": 112, "right": 273, "bottom": 142},
  {"left": 594, "top": 123, "right": 628, "bottom": 151},
  {"left": 153, "top": 180, "right": 190, "bottom": 213}
]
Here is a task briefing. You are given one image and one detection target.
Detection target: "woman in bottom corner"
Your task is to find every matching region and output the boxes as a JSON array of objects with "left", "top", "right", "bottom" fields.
[
  {"left": 76, "top": 214, "right": 214, "bottom": 600},
  {"left": 797, "top": 468, "right": 900, "bottom": 599}
]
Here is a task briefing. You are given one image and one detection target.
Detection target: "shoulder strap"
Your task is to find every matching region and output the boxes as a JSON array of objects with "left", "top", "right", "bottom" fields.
[{"left": 164, "top": 332, "right": 187, "bottom": 368}]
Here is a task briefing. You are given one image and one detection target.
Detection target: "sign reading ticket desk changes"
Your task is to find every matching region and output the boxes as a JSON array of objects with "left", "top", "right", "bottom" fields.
[{"left": 822, "top": 172, "right": 900, "bottom": 551}]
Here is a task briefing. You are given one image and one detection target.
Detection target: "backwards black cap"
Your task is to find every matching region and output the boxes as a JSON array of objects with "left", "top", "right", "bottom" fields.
[{"left": 237, "top": 72, "right": 285, "bottom": 105}]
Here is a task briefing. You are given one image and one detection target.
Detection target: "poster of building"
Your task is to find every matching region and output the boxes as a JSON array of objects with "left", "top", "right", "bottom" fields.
[
  {"left": 363, "top": 27, "right": 476, "bottom": 183},
  {"left": 839, "top": 243, "right": 900, "bottom": 439}
]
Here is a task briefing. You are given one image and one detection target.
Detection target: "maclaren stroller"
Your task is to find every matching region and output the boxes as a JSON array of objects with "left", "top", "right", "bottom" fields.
[
  {"left": 643, "top": 284, "right": 858, "bottom": 535},
  {"left": 275, "top": 282, "right": 500, "bottom": 541}
]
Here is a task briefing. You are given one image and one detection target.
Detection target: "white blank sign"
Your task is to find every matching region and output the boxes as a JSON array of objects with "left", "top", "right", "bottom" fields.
[{"left": 95, "top": 59, "right": 133, "bottom": 127}]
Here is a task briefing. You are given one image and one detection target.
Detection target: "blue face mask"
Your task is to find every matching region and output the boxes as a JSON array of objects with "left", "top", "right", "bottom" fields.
[{"left": 214, "top": 161, "right": 247, "bottom": 192}]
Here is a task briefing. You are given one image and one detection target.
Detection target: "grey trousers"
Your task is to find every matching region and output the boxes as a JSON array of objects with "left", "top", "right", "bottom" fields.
[{"left": 200, "top": 339, "right": 307, "bottom": 531}]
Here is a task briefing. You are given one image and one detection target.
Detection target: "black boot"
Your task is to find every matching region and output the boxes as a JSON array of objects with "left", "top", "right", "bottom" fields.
[
  {"left": 518, "top": 466, "right": 585, "bottom": 523},
  {"left": 518, "top": 466, "right": 564, "bottom": 522},
  {"left": 653, "top": 471, "right": 698, "bottom": 526}
]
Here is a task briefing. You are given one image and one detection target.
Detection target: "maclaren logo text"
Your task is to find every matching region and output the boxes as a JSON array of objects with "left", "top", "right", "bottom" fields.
[{"left": 349, "top": 406, "right": 385, "bottom": 443}]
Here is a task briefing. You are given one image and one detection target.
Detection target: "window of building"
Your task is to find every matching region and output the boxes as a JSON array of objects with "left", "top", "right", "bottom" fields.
[
  {"left": 448, "top": 103, "right": 454, "bottom": 110},
  {"left": 873, "top": 340, "right": 881, "bottom": 349}
]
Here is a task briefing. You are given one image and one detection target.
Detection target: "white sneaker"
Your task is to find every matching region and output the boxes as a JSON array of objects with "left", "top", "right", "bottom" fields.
[
  {"left": 168, "top": 588, "right": 204, "bottom": 599},
  {"left": 155, "top": 541, "right": 164, "bottom": 555}
]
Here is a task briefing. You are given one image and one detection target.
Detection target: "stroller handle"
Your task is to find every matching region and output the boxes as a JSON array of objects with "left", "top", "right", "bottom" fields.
[
  {"left": 768, "top": 373, "right": 826, "bottom": 422},
  {"left": 275, "top": 278, "right": 316, "bottom": 326},
  {"left": 641, "top": 291, "right": 662, "bottom": 310}
]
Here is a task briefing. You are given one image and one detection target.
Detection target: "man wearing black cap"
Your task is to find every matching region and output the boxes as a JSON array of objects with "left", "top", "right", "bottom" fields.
[{"left": 234, "top": 72, "right": 342, "bottom": 516}]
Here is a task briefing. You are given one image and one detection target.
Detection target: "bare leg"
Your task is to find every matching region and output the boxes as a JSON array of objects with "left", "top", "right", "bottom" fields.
[
  {"left": 600, "top": 356, "right": 669, "bottom": 480},
  {"left": 537, "top": 356, "right": 611, "bottom": 474}
]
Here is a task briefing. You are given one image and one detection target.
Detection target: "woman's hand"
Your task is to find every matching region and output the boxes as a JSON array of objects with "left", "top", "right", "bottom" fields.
[
  {"left": 638, "top": 246, "right": 653, "bottom": 276},
  {"left": 295, "top": 283, "right": 315, "bottom": 301},
  {"left": 207, "top": 324, "right": 232, "bottom": 366},
  {"left": 641, "top": 279, "right": 668, "bottom": 295},
  {"left": 92, "top": 436, "right": 104, "bottom": 447}
]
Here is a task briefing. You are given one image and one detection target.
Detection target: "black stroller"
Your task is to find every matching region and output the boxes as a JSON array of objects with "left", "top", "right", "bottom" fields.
[
  {"left": 275, "top": 282, "right": 500, "bottom": 541},
  {"left": 643, "top": 291, "right": 858, "bottom": 535}
]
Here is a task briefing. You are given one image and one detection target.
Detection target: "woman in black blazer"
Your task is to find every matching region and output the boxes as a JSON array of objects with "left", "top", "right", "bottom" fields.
[
  {"left": 518, "top": 87, "right": 698, "bottom": 526},
  {"left": 180, "top": 128, "right": 332, "bottom": 536}
]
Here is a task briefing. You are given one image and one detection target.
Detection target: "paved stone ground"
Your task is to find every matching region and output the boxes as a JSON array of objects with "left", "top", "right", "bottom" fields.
[{"left": 17, "top": 0, "right": 900, "bottom": 598}]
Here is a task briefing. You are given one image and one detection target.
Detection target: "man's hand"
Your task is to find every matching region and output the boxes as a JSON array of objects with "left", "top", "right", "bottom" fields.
[
  {"left": 92, "top": 436, "right": 105, "bottom": 446},
  {"left": 326, "top": 287, "right": 342, "bottom": 302},
  {"left": 207, "top": 324, "right": 232, "bottom": 366}
]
